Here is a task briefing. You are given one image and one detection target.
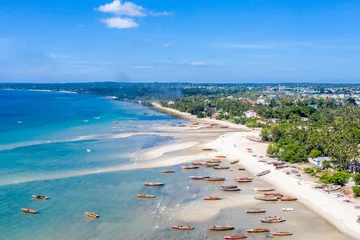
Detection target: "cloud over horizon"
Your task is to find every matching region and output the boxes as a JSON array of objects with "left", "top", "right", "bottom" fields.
[{"left": 96, "top": 0, "right": 172, "bottom": 29}]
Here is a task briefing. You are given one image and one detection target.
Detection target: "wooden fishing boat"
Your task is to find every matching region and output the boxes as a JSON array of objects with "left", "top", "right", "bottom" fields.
[
  {"left": 282, "top": 208, "right": 295, "bottom": 211},
  {"left": 260, "top": 216, "right": 285, "bottom": 223},
  {"left": 32, "top": 195, "right": 49, "bottom": 200},
  {"left": 205, "top": 163, "right": 220, "bottom": 167},
  {"left": 206, "top": 159, "right": 222, "bottom": 163},
  {"left": 215, "top": 156, "right": 227, "bottom": 159},
  {"left": 264, "top": 193, "right": 283, "bottom": 198},
  {"left": 205, "top": 177, "right": 225, "bottom": 181},
  {"left": 144, "top": 182, "right": 164, "bottom": 186},
  {"left": 221, "top": 187, "right": 241, "bottom": 192},
  {"left": 252, "top": 187, "right": 275, "bottom": 192},
  {"left": 85, "top": 211, "right": 99, "bottom": 218},
  {"left": 172, "top": 225, "right": 194, "bottom": 230},
  {"left": 246, "top": 208, "right": 266, "bottom": 213},
  {"left": 219, "top": 185, "right": 237, "bottom": 189},
  {"left": 161, "top": 170, "right": 175, "bottom": 173},
  {"left": 202, "top": 148, "right": 213, "bottom": 151},
  {"left": 21, "top": 208, "right": 37, "bottom": 214},
  {"left": 254, "top": 196, "right": 278, "bottom": 201},
  {"left": 256, "top": 170, "right": 270, "bottom": 177},
  {"left": 238, "top": 167, "right": 246, "bottom": 171},
  {"left": 192, "top": 161, "right": 205, "bottom": 165},
  {"left": 246, "top": 228, "right": 270, "bottom": 233},
  {"left": 271, "top": 232, "right": 293, "bottom": 236},
  {"left": 204, "top": 196, "right": 222, "bottom": 200},
  {"left": 224, "top": 234, "right": 247, "bottom": 239},
  {"left": 137, "top": 194, "right": 155, "bottom": 199},
  {"left": 213, "top": 165, "right": 230, "bottom": 170},
  {"left": 207, "top": 225, "right": 234, "bottom": 231},
  {"left": 281, "top": 197, "right": 297, "bottom": 201},
  {"left": 181, "top": 165, "right": 199, "bottom": 170},
  {"left": 230, "top": 160, "right": 239, "bottom": 164},
  {"left": 220, "top": 125, "right": 228, "bottom": 128},
  {"left": 235, "top": 177, "right": 254, "bottom": 183},
  {"left": 190, "top": 176, "right": 206, "bottom": 180}
]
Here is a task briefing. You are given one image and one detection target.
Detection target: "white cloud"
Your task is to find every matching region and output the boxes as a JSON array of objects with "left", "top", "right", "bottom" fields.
[
  {"left": 191, "top": 62, "right": 205, "bottom": 66},
  {"left": 48, "top": 54, "right": 71, "bottom": 59},
  {"left": 95, "top": 0, "right": 172, "bottom": 29},
  {"left": 100, "top": 17, "right": 138, "bottom": 29},
  {"left": 96, "top": 0, "right": 145, "bottom": 16},
  {"left": 162, "top": 43, "right": 172, "bottom": 47},
  {"left": 132, "top": 65, "right": 155, "bottom": 69}
]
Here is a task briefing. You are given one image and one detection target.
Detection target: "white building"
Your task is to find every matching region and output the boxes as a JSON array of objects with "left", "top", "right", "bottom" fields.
[{"left": 245, "top": 110, "right": 257, "bottom": 118}]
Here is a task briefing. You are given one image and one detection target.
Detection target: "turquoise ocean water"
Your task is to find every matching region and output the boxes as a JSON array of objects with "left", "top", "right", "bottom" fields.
[{"left": 0, "top": 90, "right": 351, "bottom": 240}]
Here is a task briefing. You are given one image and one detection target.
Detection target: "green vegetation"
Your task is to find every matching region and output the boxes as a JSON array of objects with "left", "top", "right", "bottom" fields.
[
  {"left": 353, "top": 186, "right": 360, "bottom": 197},
  {"left": 319, "top": 171, "right": 352, "bottom": 185}
]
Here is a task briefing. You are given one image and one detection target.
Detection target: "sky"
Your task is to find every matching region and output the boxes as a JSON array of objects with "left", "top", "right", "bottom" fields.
[{"left": 0, "top": 0, "right": 360, "bottom": 83}]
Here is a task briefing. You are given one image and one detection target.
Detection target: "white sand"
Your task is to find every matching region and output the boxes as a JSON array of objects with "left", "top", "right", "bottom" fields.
[
  {"left": 141, "top": 141, "right": 199, "bottom": 160},
  {"left": 209, "top": 130, "right": 360, "bottom": 240}
]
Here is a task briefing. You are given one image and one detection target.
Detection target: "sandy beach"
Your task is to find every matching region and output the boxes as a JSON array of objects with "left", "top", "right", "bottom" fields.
[{"left": 150, "top": 102, "right": 360, "bottom": 240}]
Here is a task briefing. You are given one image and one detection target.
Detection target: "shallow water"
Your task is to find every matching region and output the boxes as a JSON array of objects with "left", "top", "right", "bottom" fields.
[{"left": 0, "top": 90, "right": 352, "bottom": 240}]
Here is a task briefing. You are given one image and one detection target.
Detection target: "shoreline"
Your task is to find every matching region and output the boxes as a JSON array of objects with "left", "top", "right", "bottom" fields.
[{"left": 151, "top": 102, "right": 360, "bottom": 240}]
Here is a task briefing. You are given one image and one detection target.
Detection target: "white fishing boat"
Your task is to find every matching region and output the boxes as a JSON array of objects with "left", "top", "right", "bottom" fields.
[
  {"left": 83, "top": 120, "right": 89, "bottom": 123},
  {"left": 86, "top": 149, "right": 91, "bottom": 153},
  {"left": 17, "top": 121, "right": 23, "bottom": 124},
  {"left": 282, "top": 208, "right": 295, "bottom": 211},
  {"left": 94, "top": 116, "right": 100, "bottom": 119}
]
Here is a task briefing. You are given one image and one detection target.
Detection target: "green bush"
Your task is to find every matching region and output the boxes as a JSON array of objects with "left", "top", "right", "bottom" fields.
[
  {"left": 304, "top": 167, "right": 315, "bottom": 175},
  {"left": 353, "top": 186, "right": 360, "bottom": 197},
  {"left": 322, "top": 160, "right": 331, "bottom": 168},
  {"left": 354, "top": 174, "right": 360, "bottom": 185},
  {"left": 319, "top": 171, "right": 352, "bottom": 185},
  {"left": 309, "top": 149, "right": 322, "bottom": 158}
]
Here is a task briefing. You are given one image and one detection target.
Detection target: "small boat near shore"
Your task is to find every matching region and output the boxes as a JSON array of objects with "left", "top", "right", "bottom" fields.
[
  {"left": 137, "top": 194, "right": 155, "bottom": 199},
  {"left": 21, "top": 208, "right": 37, "bottom": 214},
  {"left": 205, "top": 163, "right": 220, "bottom": 167},
  {"left": 235, "top": 177, "right": 254, "bottom": 183},
  {"left": 207, "top": 225, "right": 234, "bottom": 231},
  {"left": 260, "top": 216, "right": 285, "bottom": 223},
  {"left": 202, "top": 148, "right": 213, "bottom": 151},
  {"left": 256, "top": 170, "right": 270, "bottom": 177},
  {"left": 192, "top": 161, "right": 205, "bottom": 165},
  {"left": 172, "top": 225, "right": 194, "bottom": 230},
  {"left": 282, "top": 208, "right": 295, "bottom": 211},
  {"left": 161, "top": 170, "right": 175, "bottom": 173},
  {"left": 252, "top": 187, "right": 275, "bottom": 192},
  {"left": 224, "top": 234, "right": 247, "bottom": 239},
  {"left": 221, "top": 187, "right": 241, "bottom": 192},
  {"left": 246, "top": 228, "right": 270, "bottom": 233},
  {"left": 246, "top": 208, "right": 266, "bottom": 213},
  {"left": 215, "top": 155, "right": 227, "bottom": 159},
  {"left": 255, "top": 196, "right": 278, "bottom": 201},
  {"left": 144, "top": 182, "right": 164, "bottom": 186},
  {"left": 264, "top": 193, "right": 283, "bottom": 198},
  {"left": 204, "top": 196, "right": 222, "bottom": 200},
  {"left": 205, "top": 177, "right": 225, "bottom": 181},
  {"left": 238, "top": 167, "right": 246, "bottom": 171},
  {"left": 271, "top": 232, "right": 293, "bottom": 236},
  {"left": 32, "top": 195, "right": 49, "bottom": 200},
  {"left": 281, "top": 197, "right": 298, "bottom": 201},
  {"left": 230, "top": 160, "right": 239, "bottom": 164},
  {"left": 181, "top": 165, "right": 199, "bottom": 170},
  {"left": 85, "top": 211, "right": 99, "bottom": 218},
  {"left": 219, "top": 185, "right": 237, "bottom": 189},
  {"left": 207, "top": 159, "right": 222, "bottom": 163},
  {"left": 213, "top": 165, "right": 230, "bottom": 170},
  {"left": 190, "top": 176, "right": 207, "bottom": 180}
]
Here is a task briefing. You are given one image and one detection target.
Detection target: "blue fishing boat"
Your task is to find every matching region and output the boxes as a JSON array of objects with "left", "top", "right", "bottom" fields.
[
  {"left": 256, "top": 170, "right": 270, "bottom": 177},
  {"left": 220, "top": 187, "right": 241, "bottom": 192}
]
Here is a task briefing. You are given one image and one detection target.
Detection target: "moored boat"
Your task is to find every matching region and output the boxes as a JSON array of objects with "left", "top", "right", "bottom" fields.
[
  {"left": 192, "top": 161, "right": 205, "bottom": 165},
  {"left": 221, "top": 187, "right": 241, "bottom": 192},
  {"left": 264, "top": 193, "right": 283, "bottom": 198},
  {"left": 254, "top": 196, "right": 278, "bottom": 201},
  {"left": 137, "top": 194, "right": 155, "bottom": 198},
  {"left": 32, "top": 195, "right": 49, "bottom": 200},
  {"left": 260, "top": 216, "right": 285, "bottom": 223},
  {"left": 204, "top": 196, "right": 222, "bottom": 200},
  {"left": 161, "top": 170, "right": 175, "bottom": 173},
  {"left": 206, "top": 159, "right": 222, "bottom": 163},
  {"left": 281, "top": 197, "right": 298, "bottom": 201},
  {"left": 271, "top": 232, "right": 293, "bottom": 236},
  {"left": 172, "top": 225, "right": 194, "bottom": 230},
  {"left": 230, "top": 160, "right": 239, "bottom": 164},
  {"left": 207, "top": 225, "right": 234, "bottom": 231},
  {"left": 252, "top": 187, "right": 275, "bottom": 192},
  {"left": 85, "top": 211, "right": 99, "bottom": 218},
  {"left": 181, "top": 165, "right": 199, "bottom": 170},
  {"left": 235, "top": 177, "right": 254, "bottom": 183},
  {"left": 282, "top": 208, "right": 295, "bottom": 211},
  {"left": 21, "top": 208, "right": 37, "bottom": 214},
  {"left": 219, "top": 185, "right": 237, "bottom": 189},
  {"left": 202, "top": 148, "right": 213, "bottom": 151},
  {"left": 256, "top": 170, "right": 270, "bottom": 177},
  {"left": 205, "top": 177, "right": 225, "bottom": 181},
  {"left": 144, "top": 182, "right": 164, "bottom": 186},
  {"left": 246, "top": 208, "right": 266, "bottom": 213},
  {"left": 224, "top": 234, "right": 247, "bottom": 239},
  {"left": 215, "top": 155, "right": 227, "bottom": 159},
  {"left": 190, "top": 176, "right": 207, "bottom": 180},
  {"left": 238, "top": 167, "right": 246, "bottom": 171},
  {"left": 205, "top": 163, "right": 220, "bottom": 167},
  {"left": 213, "top": 165, "right": 230, "bottom": 170},
  {"left": 246, "top": 228, "right": 270, "bottom": 233}
]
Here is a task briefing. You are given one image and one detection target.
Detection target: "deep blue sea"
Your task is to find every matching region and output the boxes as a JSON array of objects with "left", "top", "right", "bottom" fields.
[{"left": 0, "top": 90, "right": 351, "bottom": 240}]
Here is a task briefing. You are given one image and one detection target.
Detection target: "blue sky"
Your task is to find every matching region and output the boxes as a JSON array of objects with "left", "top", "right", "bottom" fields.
[{"left": 0, "top": 0, "right": 360, "bottom": 83}]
